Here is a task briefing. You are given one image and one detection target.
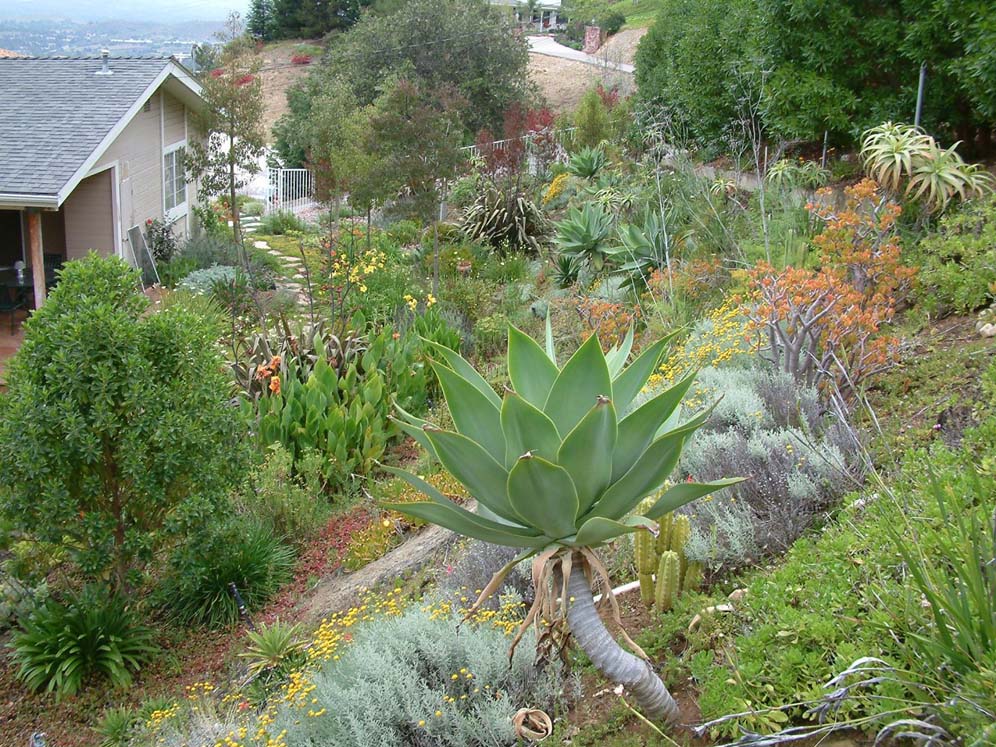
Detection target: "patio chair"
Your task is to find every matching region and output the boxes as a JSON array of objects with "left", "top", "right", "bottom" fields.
[{"left": 0, "top": 287, "right": 25, "bottom": 334}]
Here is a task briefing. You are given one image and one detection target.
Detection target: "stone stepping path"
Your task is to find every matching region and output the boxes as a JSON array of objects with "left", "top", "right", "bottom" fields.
[{"left": 253, "top": 239, "right": 311, "bottom": 308}]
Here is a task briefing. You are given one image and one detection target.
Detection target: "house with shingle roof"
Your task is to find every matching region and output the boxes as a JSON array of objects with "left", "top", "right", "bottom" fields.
[{"left": 0, "top": 53, "right": 206, "bottom": 307}]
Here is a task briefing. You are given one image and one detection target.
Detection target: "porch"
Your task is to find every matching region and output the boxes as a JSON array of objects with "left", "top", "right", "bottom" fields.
[{"left": 0, "top": 168, "right": 117, "bottom": 378}]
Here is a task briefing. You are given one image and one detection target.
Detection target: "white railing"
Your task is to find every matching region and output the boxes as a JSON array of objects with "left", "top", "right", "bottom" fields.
[
  {"left": 462, "top": 128, "right": 576, "bottom": 174},
  {"left": 265, "top": 168, "right": 317, "bottom": 215}
]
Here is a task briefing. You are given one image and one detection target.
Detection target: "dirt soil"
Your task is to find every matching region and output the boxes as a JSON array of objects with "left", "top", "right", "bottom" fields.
[
  {"left": 598, "top": 28, "right": 648, "bottom": 66},
  {"left": 529, "top": 53, "right": 634, "bottom": 114},
  {"left": 258, "top": 40, "right": 321, "bottom": 140}
]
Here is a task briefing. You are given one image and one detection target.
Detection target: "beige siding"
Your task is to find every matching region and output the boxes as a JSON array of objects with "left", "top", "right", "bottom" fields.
[
  {"left": 64, "top": 170, "right": 114, "bottom": 259},
  {"left": 163, "top": 93, "right": 185, "bottom": 146},
  {"left": 92, "top": 90, "right": 162, "bottom": 242},
  {"left": 83, "top": 87, "right": 199, "bottom": 259}
]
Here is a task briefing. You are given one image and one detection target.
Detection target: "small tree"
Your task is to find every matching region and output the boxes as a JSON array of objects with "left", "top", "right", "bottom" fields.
[
  {"left": 186, "top": 15, "right": 266, "bottom": 252},
  {"left": 0, "top": 256, "right": 244, "bottom": 592},
  {"left": 367, "top": 78, "right": 467, "bottom": 292},
  {"left": 574, "top": 88, "right": 611, "bottom": 149}
]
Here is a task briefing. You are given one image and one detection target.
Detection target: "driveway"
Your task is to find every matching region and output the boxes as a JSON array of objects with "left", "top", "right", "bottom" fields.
[{"left": 528, "top": 35, "right": 635, "bottom": 74}]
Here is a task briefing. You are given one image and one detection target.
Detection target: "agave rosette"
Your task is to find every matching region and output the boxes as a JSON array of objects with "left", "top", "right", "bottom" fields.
[{"left": 383, "top": 321, "right": 739, "bottom": 556}]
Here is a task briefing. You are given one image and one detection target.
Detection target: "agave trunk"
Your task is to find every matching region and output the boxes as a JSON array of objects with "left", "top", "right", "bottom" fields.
[{"left": 565, "top": 557, "right": 679, "bottom": 724}]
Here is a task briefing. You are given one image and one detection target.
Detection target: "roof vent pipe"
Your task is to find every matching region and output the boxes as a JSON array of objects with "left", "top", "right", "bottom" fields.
[{"left": 96, "top": 49, "right": 112, "bottom": 76}]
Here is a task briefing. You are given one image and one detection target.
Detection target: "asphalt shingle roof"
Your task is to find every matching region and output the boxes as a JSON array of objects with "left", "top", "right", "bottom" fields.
[{"left": 0, "top": 57, "right": 172, "bottom": 198}]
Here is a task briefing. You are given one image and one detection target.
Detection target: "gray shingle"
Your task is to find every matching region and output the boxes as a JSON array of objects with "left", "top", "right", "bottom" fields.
[{"left": 0, "top": 57, "right": 171, "bottom": 198}]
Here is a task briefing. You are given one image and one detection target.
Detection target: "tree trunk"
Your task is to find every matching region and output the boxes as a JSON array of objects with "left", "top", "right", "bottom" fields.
[{"left": 565, "top": 560, "right": 680, "bottom": 724}]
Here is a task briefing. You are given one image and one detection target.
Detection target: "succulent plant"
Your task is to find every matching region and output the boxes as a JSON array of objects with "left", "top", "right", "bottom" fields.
[
  {"left": 631, "top": 507, "right": 698, "bottom": 612},
  {"left": 385, "top": 321, "right": 739, "bottom": 724},
  {"left": 655, "top": 551, "right": 681, "bottom": 611}
]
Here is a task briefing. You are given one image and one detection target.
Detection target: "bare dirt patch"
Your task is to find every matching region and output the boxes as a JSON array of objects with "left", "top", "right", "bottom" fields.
[
  {"left": 599, "top": 28, "right": 648, "bottom": 66},
  {"left": 258, "top": 40, "right": 321, "bottom": 140},
  {"left": 529, "top": 53, "right": 634, "bottom": 114}
]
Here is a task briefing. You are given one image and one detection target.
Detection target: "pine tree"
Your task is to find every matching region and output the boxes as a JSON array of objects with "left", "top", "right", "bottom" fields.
[{"left": 247, "top": 0, "right": 275, "bottom": 40}]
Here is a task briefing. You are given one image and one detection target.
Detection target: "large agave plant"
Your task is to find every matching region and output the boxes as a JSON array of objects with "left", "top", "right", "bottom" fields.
[
  {"left": 385, "top": 323, "right": 739, "bottom": 723},
  {"left": 555, "top": 203, "right": 615, "bottom": 272}
]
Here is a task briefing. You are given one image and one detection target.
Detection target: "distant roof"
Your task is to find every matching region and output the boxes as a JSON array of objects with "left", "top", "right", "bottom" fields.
[{"left": 0, "top": 56, "right": 203, "bottom": 207}]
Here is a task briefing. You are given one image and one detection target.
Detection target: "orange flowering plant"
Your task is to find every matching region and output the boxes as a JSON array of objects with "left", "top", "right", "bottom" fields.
[{"left": 744, "top": 180, "right": 915, "bottom": 396}]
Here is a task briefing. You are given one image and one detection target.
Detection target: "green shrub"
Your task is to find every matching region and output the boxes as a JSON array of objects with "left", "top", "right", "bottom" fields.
[
  {"left": 10, "top": 586, "right": 157, "bottom": 697},
  {"left": 158, "top": 516, "right": 295, "bottom": 628},
  {"left": 411, "top": 306, "right": 464, "bottom": 354},
  {"left": 913, "top": 193, "right": 996, "bottom": 315},
  {"left": 598, "top": 11, "right": 625, "bottom": 35},
  {"left": 479, "top": 252, "right": 530, "bottom": 284},
  {"left": 385, "top": 219, "right": 422, "bottom": 246},
  {"left": 473, "top": 313, "right": 509, "bottom": 359},
  {"left": 238, "top": 444, "right": 330, "bottom": 545},
  {"left": 259, "top": 210, "right": 309, "bottom": 235},
  {"left": 0, "top": 256, "right": 243, "bottom": 588}
]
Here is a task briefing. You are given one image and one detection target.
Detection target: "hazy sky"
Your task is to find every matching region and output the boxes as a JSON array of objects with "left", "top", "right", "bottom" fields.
[{"left": 0, "top": 0, "right": 247, "bottom": 22}]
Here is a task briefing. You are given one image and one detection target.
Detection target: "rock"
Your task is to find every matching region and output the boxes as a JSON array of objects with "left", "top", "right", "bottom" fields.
[{"left": 979, "top": 323, "right": 996, "bottom": 338}]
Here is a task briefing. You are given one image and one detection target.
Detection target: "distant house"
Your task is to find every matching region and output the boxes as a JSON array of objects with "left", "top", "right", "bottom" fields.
[
  {"left": 0, "top": 53, "right": 206, "bottom": 307},
  {"left": 490, "top": 0, "right": 563, "bottom": 31}
]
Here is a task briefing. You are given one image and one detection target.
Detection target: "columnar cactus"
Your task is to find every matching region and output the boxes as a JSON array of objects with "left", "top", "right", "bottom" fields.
[
  {"left": 385, "top": 323, "right": 739, "bottom": 724},
  {"left": 655, "top": 551, "right": 681, "bottom": 611},
  {"left": 633, "top": 498, "right": 657, "bottom": 606},
  {"left": 633, "top": 508, "right": 700, "bottom": 611}
]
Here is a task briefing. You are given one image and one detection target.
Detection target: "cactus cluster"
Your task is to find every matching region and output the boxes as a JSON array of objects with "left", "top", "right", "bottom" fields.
[{"left": 632, "top": 496, "right": 703, "bottom": 612}]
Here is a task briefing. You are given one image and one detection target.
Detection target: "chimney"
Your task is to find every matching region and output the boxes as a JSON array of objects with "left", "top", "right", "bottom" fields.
[{"left": 96, "top": 49, "right": 112, "bottom": 76}]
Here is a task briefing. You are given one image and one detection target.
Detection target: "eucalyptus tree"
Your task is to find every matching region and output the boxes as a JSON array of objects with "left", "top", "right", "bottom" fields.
[{"left": 385, "top": 324, "right": 739, "bottom": 723}]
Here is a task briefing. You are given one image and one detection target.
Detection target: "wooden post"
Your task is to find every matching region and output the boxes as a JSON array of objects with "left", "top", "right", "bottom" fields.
[{"left": 26, "top": 210, "right": 46, "bottom": 309}]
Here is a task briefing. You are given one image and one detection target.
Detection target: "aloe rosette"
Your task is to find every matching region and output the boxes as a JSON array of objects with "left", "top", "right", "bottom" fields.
[{"left": 384, "top": 322, "right": 739, "bottom": 724}]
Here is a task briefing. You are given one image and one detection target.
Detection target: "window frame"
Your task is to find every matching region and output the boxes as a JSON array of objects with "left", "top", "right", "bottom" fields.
[{"left": 162, "top": 140, "right": 187, "bottom": 223}]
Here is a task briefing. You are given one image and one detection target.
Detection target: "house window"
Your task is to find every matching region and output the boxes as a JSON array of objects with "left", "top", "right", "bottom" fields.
[{"left": 163, "top": 145, "right": 186, "bottom": 218}]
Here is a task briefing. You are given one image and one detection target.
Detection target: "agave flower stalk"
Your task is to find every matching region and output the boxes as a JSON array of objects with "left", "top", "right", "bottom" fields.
[{"left": 384, "top": 321, "right": 740, "bottom": 724}]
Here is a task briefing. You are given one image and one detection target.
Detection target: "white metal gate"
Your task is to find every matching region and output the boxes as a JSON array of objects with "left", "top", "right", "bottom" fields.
[{"left": 265, "top": 168, "right": 316, "bottom": 215}]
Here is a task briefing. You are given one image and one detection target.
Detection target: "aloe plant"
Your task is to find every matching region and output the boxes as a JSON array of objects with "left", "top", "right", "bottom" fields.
[{"left": 385, "top": 323, "right": 739, "bottom": 724}]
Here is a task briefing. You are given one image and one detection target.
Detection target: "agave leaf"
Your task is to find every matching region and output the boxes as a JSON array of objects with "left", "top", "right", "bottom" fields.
[
  {"left": 612, "top": 333, "right": 677, "bottom": 413},
  {"left": 500, "top": 391, "right": 562, "bottom": 469},
  {"left": 390, "top": 416, "right": 436, "bottom": 458},
  {"left": 424, "top": 429, "right": 520, "bottom": 524},
  {"left": 507, "top": 455, "right": 580, "bottom": 539},
  {"left": 604, "top": 326, "right": 635, "bottom": 378},
  {"left": 557, "top": 397, "right": 617, "bottom": 517},
  {"left": 586, "top": 431, "right": 686, "bottom": 521},
  {"left": 645, "top": 479, "right": 745, "bottom": 520},
  {"left": 544, "top": 333, "right": 612, "bottom": 436},
  {"left": 423, "top": 339, "right": 502, "bottom": 409},
  {"left": 545, "top": 312, "right": 556, "bottom": 365},
  {"left": 380, "top": 466, "right": 536, "bottom": 533},
  {"left": 430, "top": 361, "right": 504, "bottom": 462},
  {"left": 384, "top": 501, "right": 550, "bottom": 548},
  {"left": 508, "top": 325, "right": 560, "bottom": 407},
  {"left": 573, "top": 515, "right": 655, "bottom": 547},
  {"left": 613, "top": 373, "right": 696, "bottom": 481}
]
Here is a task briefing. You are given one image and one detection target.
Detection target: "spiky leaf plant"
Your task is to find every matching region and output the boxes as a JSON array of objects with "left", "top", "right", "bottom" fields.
[{"left": 385, "top": 322, "right": 740, "bottom": 724}]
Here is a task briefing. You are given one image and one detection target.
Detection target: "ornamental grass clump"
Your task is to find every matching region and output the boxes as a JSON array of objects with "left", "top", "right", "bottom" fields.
[{"left": 385, "top": 322, "right": 740, "bottom": 724}]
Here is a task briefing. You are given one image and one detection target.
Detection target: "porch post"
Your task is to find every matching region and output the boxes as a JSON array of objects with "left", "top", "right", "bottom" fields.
[{"left": 26, "top": 210, "right": 46, "bottom": 309}]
